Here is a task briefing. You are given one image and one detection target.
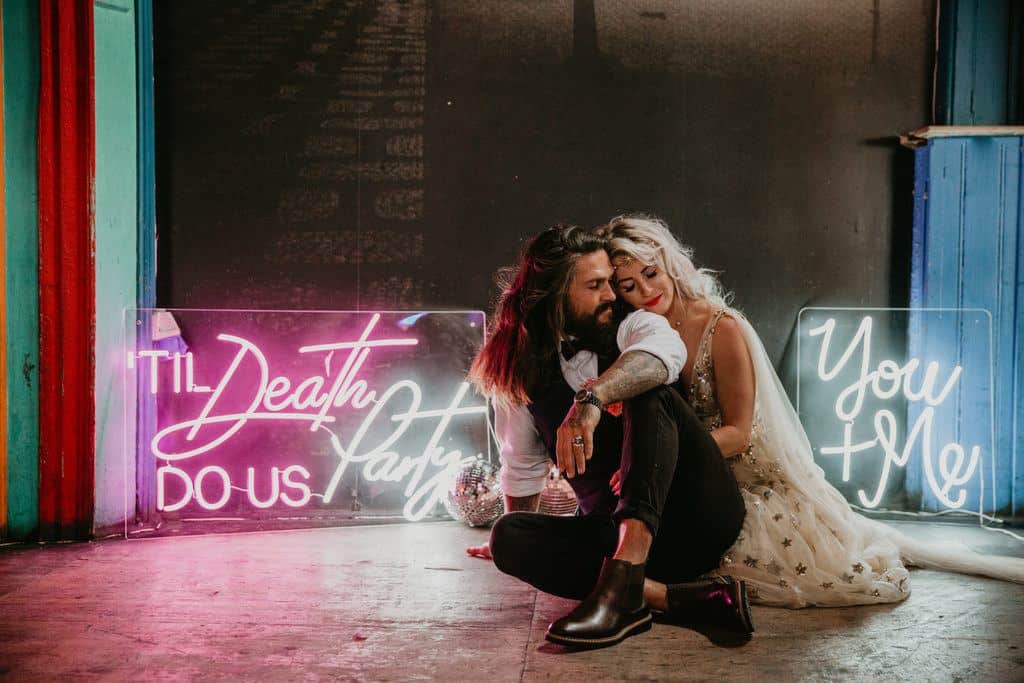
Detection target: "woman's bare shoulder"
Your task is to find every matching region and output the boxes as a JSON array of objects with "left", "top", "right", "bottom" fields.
[{"left": 710, "top": 313, "right": 752, "bottom": 366}]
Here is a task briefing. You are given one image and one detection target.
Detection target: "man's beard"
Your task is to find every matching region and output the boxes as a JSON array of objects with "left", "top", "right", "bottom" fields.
[{"left": 565, "top": 302, "right": 618, "bottom": 355}]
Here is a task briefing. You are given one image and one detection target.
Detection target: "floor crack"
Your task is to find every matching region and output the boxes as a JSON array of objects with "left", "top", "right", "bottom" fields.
[{"left": 519, "top": 589, "right": 540, "bottom": 682}]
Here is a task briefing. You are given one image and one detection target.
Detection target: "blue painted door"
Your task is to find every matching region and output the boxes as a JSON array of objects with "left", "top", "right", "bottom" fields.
[{"left": 910, "top": 135, "right": 1023, "bottom": 518}]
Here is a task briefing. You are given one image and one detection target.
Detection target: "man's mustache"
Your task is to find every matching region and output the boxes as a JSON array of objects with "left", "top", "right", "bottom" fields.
[{"left": 594, "top": 303, "right": 614, "bottom": 316}]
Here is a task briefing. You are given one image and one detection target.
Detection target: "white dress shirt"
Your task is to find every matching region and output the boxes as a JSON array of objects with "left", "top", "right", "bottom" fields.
[{"left": 495, "top": 310, "right": 687, "bottom": 498}]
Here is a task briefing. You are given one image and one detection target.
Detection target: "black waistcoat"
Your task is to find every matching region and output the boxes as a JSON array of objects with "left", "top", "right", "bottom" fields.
[{"left": 526, "top": 353, "right": 622, "bottom": 517}]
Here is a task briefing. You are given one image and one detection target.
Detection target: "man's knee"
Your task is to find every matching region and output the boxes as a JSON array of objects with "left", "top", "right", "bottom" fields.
[
  {"left": 623, "top": 384, "right": 678, "bottom": 415},
  {"left": 489, "top": 512, "right": 535, "bottom": 575}
]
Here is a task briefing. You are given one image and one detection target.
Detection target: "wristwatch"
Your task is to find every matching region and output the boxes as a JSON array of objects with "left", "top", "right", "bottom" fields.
[{"left": 574, "top": 388, "right": 604, "bottom": 411}]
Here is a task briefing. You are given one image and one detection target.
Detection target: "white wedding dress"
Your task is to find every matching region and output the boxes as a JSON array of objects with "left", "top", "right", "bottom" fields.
[{"left": 690, "top": 309, "right": 1024, "bottom": 607}]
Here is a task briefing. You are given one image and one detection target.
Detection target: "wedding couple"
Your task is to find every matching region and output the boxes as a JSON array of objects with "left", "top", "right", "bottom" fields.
[{"left": 467, "top": 215, "right": 1024, "bottom": 649}]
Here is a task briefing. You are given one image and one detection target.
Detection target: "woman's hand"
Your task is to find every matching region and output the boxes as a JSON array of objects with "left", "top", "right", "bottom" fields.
[
  {"left": 609, "top": 468, "right": 623, "bottom": 496},
  {"left": 466, "top": 542, "right": 492, "bottom": 560}
]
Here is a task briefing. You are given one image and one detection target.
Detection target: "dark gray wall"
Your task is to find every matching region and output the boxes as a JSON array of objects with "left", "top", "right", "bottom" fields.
[{"left": 156, "top": 0, "right": 935, "bottom": 365}]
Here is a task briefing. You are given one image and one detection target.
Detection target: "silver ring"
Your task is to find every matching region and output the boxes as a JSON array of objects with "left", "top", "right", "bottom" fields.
[{"left": 571, "top": 436, "right": 584, "bottom": 447}]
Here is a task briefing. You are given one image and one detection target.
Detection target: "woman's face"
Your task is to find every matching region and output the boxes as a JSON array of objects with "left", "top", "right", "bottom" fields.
[{"left": 612, "top": 257, "right": 676, "bottom": 316}]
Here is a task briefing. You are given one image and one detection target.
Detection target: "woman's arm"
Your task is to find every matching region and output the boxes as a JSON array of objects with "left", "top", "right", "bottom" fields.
[{"left": 708, "top": 316, "right": 756, "bottom": 458}]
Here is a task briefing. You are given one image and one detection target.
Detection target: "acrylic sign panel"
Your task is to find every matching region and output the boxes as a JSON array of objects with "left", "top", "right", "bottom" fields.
[
  {"left": 126, "top": 310, "right": 489, "bottom": 527},
  {"left": 796, "top": 308, "right": 994, "bottom": 517}
]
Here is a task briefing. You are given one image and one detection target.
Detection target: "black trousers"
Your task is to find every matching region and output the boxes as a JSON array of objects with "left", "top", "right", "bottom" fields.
[{"left": 490, "top": 385, "right": 745, "bottom": 601}]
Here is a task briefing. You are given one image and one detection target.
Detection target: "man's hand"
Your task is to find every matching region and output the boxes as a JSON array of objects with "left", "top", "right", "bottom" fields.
[{"left": 556, "top": 401, "right": 601, "bottom": 478}]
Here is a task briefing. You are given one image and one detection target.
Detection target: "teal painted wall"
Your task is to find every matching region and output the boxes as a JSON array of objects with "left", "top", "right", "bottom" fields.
[
  {"left": 134, "top": 0, "right": 157, "bottom": 522},
  {"left": 2, "top": 0, "right": 40, "bottom": 540},
  {"left": 93, "top": 0, "right": 137, "bottom": 533},
  {"left": 936, "top": 0, "right": 1023, "bottom": 125}
]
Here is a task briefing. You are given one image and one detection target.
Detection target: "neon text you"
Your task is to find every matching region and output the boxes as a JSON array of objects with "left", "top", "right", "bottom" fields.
[{"left": 808, "top": 316, "right": 979, "bottom": 509}]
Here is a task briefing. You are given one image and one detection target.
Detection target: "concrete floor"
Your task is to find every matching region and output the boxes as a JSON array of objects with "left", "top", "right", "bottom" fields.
[{"left": 1, "top": 521, "right": 1022, "bottom": 682}]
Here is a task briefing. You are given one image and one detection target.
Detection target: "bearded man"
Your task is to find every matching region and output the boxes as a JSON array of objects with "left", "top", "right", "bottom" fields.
[{"left": 468, "top": 224, "right": 753, "bottom": 647}]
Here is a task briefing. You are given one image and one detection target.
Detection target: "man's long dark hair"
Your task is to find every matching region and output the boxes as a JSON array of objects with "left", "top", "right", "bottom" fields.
[{"left": 469, "top": 225, "right": 607, "bottom": 406}]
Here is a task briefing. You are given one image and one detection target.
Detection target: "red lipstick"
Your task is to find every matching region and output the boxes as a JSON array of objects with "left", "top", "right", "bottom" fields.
[{"left": 645, "top": 294, "right": 662, "bottom": 307}]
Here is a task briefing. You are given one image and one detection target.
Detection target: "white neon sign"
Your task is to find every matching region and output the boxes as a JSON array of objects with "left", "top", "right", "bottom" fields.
[
  {"left": 135, "top": 313, "right": 488, "bottom": 521},
  {"left": 808, "top": 316, "right": 981, "bottom": 509}
]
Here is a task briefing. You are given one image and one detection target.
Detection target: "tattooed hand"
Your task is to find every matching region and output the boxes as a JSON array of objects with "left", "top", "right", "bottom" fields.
[{"left": 556, "top": 401, "right": 602, "bottom": 478}]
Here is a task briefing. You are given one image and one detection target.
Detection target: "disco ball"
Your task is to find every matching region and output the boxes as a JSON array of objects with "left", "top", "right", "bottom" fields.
[
  {"left": 444, "top": 459, "right": 504, "bottom": 527},
  {"left": 539, "top": 467, "right": 578, "bottom": 516}
]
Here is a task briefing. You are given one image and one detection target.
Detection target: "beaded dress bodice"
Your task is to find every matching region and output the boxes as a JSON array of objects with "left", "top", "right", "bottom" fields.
[{"left": 686, "top": 309, "right": 726, "bottom": 431}]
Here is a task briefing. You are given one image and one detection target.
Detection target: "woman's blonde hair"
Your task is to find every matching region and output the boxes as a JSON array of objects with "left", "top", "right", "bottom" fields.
[{"left": 598, "top": 214, "right": 730, "bottom": 310}]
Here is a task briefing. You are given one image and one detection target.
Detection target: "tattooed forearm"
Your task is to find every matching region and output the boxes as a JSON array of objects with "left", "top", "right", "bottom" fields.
[
  {"left": 504, "top": 494, "right": 541, "bottom": 513},
  {"left": 591, "top": 350, "right": 669, "bottom": 405}
]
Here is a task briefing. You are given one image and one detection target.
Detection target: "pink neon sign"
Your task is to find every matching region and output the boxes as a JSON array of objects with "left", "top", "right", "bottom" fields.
[{"left": 131, "top": 312, "right": 489, "bottom": 522}]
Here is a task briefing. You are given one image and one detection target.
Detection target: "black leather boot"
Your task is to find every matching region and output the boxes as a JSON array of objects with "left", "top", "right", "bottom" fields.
[
  {"left": 545, "top": 558, "right": 652, "bottom": 647},
  {"left": 665, "top": 575, "right": 754, "bottom": 637}
]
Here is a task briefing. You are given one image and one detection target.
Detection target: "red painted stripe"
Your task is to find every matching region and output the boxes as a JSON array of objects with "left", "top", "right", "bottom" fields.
[{"left": 36, "top": 0, "right": 95, "bottom": 541}]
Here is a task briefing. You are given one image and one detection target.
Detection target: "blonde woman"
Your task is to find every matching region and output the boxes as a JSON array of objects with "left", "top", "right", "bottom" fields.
[{"left": 600, "top": 214, "right": 1024, "bottom": 607}]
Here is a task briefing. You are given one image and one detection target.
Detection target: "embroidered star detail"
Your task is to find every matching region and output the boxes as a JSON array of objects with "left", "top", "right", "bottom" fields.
[
  {"left": 781, "top": 537, "right": 792, "bottom": 548},
  {"left": 852, "top": 562, "right": 865, "bottom": 574},
  {"left": 871, "top": 589, "right": 881, "bottom": 597},
  {"left": 763, "top": 489, "right": 772, "bottom": 500},
  {"left": 748, "top": 585, "right": 760, "bottom": 599},
  {"left": 795, "top": 562, "right": 808, "bottom": 575},
  {"left": 821, "top": 582, "right": 834, "bottom": 590},
  {"left": 773, "top": 513, "right": 784, "bottom": 522},
  {"left": 841, "top": 572, "right": 855, "bottom": 584},
  {"left": 744, "top": 556, "right": 759, "bottom": 568},
  {"left": 778, "top": 579, "right": 788, "bottom": 588},
  {"left": 766, "top": 560, "right": 783, "bottom": 576}
]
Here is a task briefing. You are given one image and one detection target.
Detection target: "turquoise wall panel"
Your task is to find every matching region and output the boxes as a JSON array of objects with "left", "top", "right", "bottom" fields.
[
  {"left": 135, "top": 0, "right": 156, "bottom": 523},
  {"left": 93, "top": 0, "right": 138, "bottom": 532},
  {"left": 2, "top": 0, "right": 40, "bottom": 539},
  {"left": 935, "top": 0, "right": 1022, "bottom": 125}
]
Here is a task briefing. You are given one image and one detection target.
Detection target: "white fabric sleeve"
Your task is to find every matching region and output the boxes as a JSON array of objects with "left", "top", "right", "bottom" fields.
[
  {"left": 615, "top": 310, "right": 687, "bottom": 384},
  {"left": 494, "top": 402, "right": 551, "bottom": 498}
]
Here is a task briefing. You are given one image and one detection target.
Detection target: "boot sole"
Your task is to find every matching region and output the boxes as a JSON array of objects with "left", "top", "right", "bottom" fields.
[
  {"left": 737, "top": 581, "right": 755, "bottom": 634},
  {"left": 545, "top": 612, "right": 653, "bottom": 647}
]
